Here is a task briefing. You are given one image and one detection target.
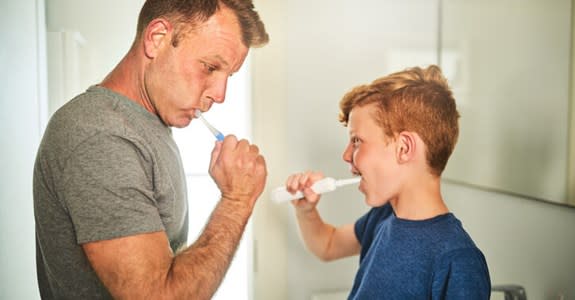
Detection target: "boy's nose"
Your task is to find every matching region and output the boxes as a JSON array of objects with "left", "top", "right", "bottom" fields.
[{"left": 342, "top": 143, "right": 353, "bottom": 163}]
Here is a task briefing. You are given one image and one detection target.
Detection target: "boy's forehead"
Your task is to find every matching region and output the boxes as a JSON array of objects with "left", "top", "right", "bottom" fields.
[
  {"left": 349, "top": 103, "right": 378, "bottom": 121},
  {"left": 348, "top": 103, "right": 382, "bottom": 131}
]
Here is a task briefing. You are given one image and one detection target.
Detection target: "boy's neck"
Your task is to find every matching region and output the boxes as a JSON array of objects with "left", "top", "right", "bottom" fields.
[{"left": 389, "top": 176, "right": 449, "bottom": 221}]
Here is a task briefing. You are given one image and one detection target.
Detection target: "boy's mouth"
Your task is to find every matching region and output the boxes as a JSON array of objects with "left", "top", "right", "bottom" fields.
[{"left": 351, "top": 166, "right": 361, "bottom": 177}]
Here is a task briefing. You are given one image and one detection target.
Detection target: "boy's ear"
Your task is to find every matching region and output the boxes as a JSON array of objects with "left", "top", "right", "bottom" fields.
[
  {"left": 396, "top": 131, "right": 416, "bottom": 164},
  {"left": 143, "top": 18, "right": 172, "bottom": 58}
]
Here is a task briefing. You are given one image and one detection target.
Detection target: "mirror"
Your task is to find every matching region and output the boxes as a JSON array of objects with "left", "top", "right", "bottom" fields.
[{"left": 440, "top": 0, "right": 575, "bottom": 207}]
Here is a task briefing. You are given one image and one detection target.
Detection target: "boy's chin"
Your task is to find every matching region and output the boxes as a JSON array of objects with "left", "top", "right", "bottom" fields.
[{"left": 364, "top": 195, "right": 387, "bottom": 207}]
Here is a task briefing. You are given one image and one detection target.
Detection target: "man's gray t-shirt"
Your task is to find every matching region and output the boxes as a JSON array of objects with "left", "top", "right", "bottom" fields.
[{"left": 34, "top": 85, "right": 189, "bottom": 299}]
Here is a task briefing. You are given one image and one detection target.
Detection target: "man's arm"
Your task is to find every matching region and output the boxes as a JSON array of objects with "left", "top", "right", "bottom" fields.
[
  {"left": 84, "top": 136, "right": 266, "bottom": 299},
  {"left": 83, "top": 198, "right": 252, "bottom": 299}
]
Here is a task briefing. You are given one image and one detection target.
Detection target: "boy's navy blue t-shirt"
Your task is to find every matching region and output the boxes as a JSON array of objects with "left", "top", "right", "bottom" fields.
[{"left": 349, "top": 203, "right": 491, "bottom": 299}]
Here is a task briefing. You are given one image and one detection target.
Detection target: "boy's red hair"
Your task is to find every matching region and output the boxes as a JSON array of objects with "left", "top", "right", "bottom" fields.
[{"left": 339, "top": 65, "right": 459, "bottom": 176}]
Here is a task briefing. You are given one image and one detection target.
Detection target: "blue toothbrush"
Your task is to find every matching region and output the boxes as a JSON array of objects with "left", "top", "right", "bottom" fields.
[{"left": 195, "top": 110, "right": 225, "bottom": 141}]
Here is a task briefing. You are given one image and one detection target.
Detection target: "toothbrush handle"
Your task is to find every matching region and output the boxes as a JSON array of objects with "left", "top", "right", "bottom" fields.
[
  {"left": 271, "top": 177, "right": 336, "bottom": 203},
  {"left": 271, "top": 189, "right": 305, "bottom": 203}
]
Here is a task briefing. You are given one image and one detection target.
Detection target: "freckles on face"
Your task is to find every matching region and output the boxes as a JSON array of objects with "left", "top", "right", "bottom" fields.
[
  {"left": 345, "top": 104, "right": 396, "bottom": 206},
  {"left": 346, "top": 105, "right": 383, "bottom": 173}
]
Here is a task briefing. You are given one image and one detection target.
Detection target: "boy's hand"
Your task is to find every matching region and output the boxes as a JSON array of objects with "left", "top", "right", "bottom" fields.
[{"left": 285, "top": 171, "right": 324, "bottom": 212}]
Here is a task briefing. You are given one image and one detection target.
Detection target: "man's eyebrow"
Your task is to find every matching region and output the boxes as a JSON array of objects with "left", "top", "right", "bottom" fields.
[{"left": 208, "top": 55, "right": 229, "bottom": 68}]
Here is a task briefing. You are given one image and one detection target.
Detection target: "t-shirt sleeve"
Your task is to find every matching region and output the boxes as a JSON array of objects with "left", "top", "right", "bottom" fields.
[
  {"left": 354, "top": 205, "right": 391, "bottom": 246},
  {"left": 60, "top": 133, "right": 165, "bottom": 244},
  {"left": 354, "top": 209, "right": 371, "bottom": 243},
  {"left": 432, "top": 247, "right": 492, "bottom": 300},
  {"left": 354, "top": 206, "right": 391, "bottom": 260}
]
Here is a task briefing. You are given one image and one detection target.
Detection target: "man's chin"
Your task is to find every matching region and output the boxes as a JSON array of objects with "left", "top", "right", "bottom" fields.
[{"left": 168, "top": 119, "right": 191, "bottom": 128}]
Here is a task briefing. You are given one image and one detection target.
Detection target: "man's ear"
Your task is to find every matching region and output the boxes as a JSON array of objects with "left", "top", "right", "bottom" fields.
[
  {"left": 395, "top": 131, "right": 417, "bottom": 164},
  {"left": 143, "top": 18, "right": 172, "bottom": 58}
]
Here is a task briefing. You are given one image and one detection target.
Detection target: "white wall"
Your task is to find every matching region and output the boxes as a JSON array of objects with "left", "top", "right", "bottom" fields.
[
  {"left": 251, "top": 0, "right": 575, "bottom": 299},
  {"left": 0, "top": 0, "right": 46, "bottom": 299},
  {"left": 45, "top": 0, "right": 144, "bottom": 109},
  {"left": 251, "top": 1, "right": 290, "bottom": 299}
]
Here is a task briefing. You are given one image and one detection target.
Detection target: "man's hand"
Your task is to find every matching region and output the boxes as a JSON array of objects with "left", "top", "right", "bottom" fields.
[{"left": 209, "top": 135, "right": 267, "bottom": 209}]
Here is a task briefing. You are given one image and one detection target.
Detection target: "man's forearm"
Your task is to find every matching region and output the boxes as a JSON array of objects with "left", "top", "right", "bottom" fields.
[{"left": 166, "top": 198, "right": 253, "bottom": 299}]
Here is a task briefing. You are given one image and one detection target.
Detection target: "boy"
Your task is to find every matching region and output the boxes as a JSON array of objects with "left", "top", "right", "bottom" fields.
[{"left": 284, "top": 65, "right": 491, "bottom": 299}]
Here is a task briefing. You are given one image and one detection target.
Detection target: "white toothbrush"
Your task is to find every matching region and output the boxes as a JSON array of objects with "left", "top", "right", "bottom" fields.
[
  {"left": 195, "top": 110, "right": 224, "bottom": 141},
  {"left": 271, "top": 177, "right": 361, "bottom": 203}
]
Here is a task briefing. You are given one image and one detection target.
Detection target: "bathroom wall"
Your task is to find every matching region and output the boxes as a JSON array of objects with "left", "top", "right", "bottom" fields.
[
  {"left": 251, "top": 0, "right": 575, "bottom": 299},
  {"left": 0, "top": 0, "right": 46, "bottom": 299},
  {"left": 444, "top": 182, "right": 575, "bottom": 299},
  {"left": 45, "top": 0, "right": 144, "bottom": 114},
  {"left": 250, "top": 0, "right": 290, "bottom": 298}
]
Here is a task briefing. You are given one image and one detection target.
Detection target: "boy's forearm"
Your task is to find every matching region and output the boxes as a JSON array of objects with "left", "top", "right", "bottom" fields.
[{"left": 295, "top": 207, "right": 337, "bottom": 261}]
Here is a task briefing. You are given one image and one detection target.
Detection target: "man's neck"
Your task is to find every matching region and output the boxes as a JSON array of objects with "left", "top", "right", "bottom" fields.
[{"left": 100, "top": 46, "right": 156, "bottom": 114}]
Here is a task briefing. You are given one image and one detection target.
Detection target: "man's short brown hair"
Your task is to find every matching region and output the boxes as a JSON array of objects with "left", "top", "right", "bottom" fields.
[
  {"left": 339, "top": 65, "right": 459, "bottom": 176},
  {"left": 136, "top": 0, "right": 269, "bottom": 48}
]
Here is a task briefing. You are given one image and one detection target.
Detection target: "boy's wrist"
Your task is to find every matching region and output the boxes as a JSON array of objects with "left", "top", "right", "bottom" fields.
[{"left": 295, "top": 206, "right": 319, "bottom": 218}]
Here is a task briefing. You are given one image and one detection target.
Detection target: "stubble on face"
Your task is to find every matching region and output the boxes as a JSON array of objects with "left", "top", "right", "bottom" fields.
[{"left": 145, "top": 6, "right": 248, "bottom": 128}]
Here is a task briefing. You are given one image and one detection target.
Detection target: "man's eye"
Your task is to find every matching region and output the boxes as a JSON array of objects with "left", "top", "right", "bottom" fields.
[{"left": 202, "top": 62, "right": 216, "bottom": 73}]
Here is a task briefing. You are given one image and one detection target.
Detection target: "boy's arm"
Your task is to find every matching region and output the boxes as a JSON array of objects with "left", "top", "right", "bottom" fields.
[
  {"left": 286, "top": 171, "right": 361, "bottom": 261},
  {"left": 294, "top": 207, "right": 360, "bottom": 261}
]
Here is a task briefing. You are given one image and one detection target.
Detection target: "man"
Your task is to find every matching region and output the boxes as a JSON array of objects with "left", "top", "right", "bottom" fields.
[{"left": 33, "top": 0, "right": 268, "bottom": 299}]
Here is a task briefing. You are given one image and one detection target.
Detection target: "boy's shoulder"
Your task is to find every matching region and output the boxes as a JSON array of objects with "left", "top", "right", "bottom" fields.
[{"left": 424, "top": 213, "right": 478, "bottom": 249}]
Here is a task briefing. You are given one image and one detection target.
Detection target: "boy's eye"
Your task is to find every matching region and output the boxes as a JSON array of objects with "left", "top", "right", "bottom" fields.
[{"left": 351, "top": 136, "right": 361, "bottom": 147}]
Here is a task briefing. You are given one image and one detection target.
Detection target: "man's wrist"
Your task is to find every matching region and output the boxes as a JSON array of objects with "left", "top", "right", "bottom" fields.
[{"left": 221, "top": 194, "right": 254, "bottom": 212}]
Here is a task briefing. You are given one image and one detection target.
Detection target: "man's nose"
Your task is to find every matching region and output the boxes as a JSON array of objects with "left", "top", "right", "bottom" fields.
[{"left": 207, "top": 77, "right": 228, "bottom": 104}]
